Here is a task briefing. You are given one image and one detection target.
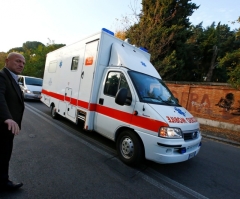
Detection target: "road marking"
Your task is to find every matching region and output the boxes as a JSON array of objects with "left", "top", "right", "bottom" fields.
[
  {"left": 146, "top": 169, "right": 209, "bottom": 199},
  {"left": 25, "top": 104, "right": 114, "bottom": 157},
  {"left": 141, "top": 174, "right": 188, "bottom": 199},
  {"left": 25, "top": 103, "right": 209, "bottom": 199}
]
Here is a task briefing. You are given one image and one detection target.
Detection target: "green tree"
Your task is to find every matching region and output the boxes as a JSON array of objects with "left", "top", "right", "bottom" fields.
[
  {"left": 23, "top": 41, "right": 44, "bottom": 51},
  {"left": 0, "top": 52, "right": 7, "bottom": 70},
  {"left": 1, "top": 41, "right": 64, "bottom": 76},
  {"left": 186, "top": 22, "right": 236, "bottom": 82},
  {"left": 125, "top": 0, "right": 199, "bottom": 80},
  {"left": 218, "top": 17, "right": 240, "bottom": 89},
  {"left": 23, "top": 43, "right": 65, "bottom": 78},
  {"left": 7, "top": 47, "right": 23, "bottom": 53},
  {"left": 8, "top": 41, "right": 44, "bottom": 54},
  {"left": 219, "top": 50, "right": 240, "bottom": 89}
]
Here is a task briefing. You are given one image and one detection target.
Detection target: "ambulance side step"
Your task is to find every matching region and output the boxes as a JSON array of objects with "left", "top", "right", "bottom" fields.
[{"left": 77, "top": 110, "right": 86, "bottom": 121}]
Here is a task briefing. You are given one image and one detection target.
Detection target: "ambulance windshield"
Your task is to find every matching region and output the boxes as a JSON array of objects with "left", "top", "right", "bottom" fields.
[{"left": 128, "top": 71, "right": 179, "bottom": 106}]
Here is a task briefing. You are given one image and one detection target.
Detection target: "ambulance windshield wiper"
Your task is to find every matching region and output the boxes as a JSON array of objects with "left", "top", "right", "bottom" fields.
[
  {"left": 158, "top": 96, "right": 179, "bottom": 106},
  {"left": 142, "top": 96, "right": 158, "bottom": 100},
  {"left": 142, "top": 96, "right": 173, "bottom": 105},
  {"left": 161, "top": 100, "right": 173, "bottom": 105}
]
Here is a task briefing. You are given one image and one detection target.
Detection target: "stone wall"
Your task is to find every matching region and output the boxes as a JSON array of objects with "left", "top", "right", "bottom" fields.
[{"left": 165, "top": 81, "right": 240, "bottom": 130}]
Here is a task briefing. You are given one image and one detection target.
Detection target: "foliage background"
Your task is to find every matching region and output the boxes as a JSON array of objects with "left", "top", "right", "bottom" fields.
[{"left": 0, "top": 0, "right": 239, "bottom": 89}]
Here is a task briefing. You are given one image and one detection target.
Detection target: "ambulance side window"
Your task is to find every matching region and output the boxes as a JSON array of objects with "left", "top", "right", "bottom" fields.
[
  {"left": 48, "top": 61, "right": 57, "bottom": 73},
  {"left": 71, "top": 56, "right": 79, "bottom": 71},
  {"left": 104, "top": 72, "right": 120, "bottom": 97},
  {"left": 119, "top": 74, "right": 132, "bottom": 105},
  {"left": 104, "top": 72, "right": 132, "bottom": 106}
]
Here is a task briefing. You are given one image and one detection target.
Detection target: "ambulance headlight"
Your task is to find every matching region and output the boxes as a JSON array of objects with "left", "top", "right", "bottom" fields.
[
  {"left": 158, "top": 127, "right": 183, "bottom": 139},
  {"left": 23, "top": 89, "right": 32, "bottom": 94}
]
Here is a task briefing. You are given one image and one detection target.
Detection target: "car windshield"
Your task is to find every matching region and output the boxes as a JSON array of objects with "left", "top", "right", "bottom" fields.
[
  {"left": 25, "top": 77, "right": 43, "bottom": 86},
  {"left": 128, "top": 71, "right": 179, "bottom": 106}
]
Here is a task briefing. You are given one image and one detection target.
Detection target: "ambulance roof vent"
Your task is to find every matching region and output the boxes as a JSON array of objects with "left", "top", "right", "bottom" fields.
[
  {"left": 102, "top": 28, "right": 114, "bottom": 36},
  {"left": 124, "top": 38, "right": 131, "bottom": 44}
]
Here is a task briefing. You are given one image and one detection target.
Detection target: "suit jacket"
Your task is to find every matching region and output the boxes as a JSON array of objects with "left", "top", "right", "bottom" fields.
[{"left": 0, "top": 68, "right": 25, "bottom": 129}]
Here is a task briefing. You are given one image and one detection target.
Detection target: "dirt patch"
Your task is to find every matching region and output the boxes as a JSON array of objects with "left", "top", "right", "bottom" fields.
[{"left": 200, "top": 124, "right": 240, "bottom": 143}]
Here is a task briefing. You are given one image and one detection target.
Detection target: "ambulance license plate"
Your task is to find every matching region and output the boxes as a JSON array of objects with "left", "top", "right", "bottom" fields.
[{"left": 188, "top": 151, "right": 196, "bottom": 159}]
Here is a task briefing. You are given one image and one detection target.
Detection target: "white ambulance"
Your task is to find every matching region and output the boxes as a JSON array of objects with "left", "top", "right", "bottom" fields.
[{"left": 41, "top": 28, "right": 202, "bottom": 165}]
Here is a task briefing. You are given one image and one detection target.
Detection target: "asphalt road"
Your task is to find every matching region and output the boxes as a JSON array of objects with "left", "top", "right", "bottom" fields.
[{"left": 0, "top": 101, "right": 239, "bottom": 199}]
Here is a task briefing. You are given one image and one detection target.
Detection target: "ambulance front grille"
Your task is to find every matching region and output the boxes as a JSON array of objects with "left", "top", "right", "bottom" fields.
[
  {"left": 183, "top": 131, "right": 199, "bottom": 140},
  {"left": 33, "top": 91, "right": 41, "bottom": 94}
]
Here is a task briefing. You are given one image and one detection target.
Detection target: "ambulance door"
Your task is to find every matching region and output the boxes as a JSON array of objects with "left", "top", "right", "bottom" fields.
[
  {"left": 58, "top": 87, "right": 71, "bottom": 118},
  {"left": 78, "top": 40, "right": 99, "bottom": 107},
  {"left": 95, "top": 71, "right": 134, "bottom": 139},
  {"left": 65, "top": 56, "right": 81, "bottom": 122},
  {"left": 65, "top": 87, "right": 77, "bottom": 121}
]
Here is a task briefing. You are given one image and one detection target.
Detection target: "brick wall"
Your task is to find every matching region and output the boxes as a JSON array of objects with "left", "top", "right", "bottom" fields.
[{"left": 166, "top": 82, "right": 240, "bottom": 125}]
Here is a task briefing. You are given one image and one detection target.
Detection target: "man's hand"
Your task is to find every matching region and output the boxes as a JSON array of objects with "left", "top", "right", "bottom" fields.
[{"left": 4, "top": 119, "right": 20, "bottom": 135}]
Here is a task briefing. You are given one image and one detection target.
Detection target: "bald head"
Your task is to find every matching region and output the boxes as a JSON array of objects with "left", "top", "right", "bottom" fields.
[
  {"left": 5, "top": 52, "right": 25, "bottom": 75},
  {"left": 7, "top": 52, "right": 24, "bottom": 59}
]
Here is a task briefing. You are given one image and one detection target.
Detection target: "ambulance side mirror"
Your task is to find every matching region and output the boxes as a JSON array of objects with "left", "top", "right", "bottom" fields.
[{"left": 115, "top": 88, "right": 127, "bottom": 106}]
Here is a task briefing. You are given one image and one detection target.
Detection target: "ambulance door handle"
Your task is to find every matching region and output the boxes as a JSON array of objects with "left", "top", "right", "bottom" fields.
[
  {"left": 81, "top": 71, "right": 84, "bottom": 79},
  {"left": 99, "top": 98, "right": 104, "bottom": 105}
]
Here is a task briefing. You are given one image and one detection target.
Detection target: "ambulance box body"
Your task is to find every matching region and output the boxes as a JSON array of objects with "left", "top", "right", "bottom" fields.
[{"left": 41, "top": 28, "right": 202, "bottom": 165}]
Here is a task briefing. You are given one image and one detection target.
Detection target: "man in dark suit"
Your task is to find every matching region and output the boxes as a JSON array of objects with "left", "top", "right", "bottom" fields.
[{"left": 0, "top": 52, "right": 25, "bottom": 191}]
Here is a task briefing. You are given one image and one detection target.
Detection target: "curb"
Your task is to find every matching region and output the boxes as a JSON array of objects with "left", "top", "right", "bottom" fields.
[{"left": 202, "top": 133, "right": 240, "bottom": 147}]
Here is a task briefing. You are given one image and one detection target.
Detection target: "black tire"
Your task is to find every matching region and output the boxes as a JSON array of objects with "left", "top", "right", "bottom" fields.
[
  {"left": 116, "top": 130, "right": 144, "bottom": 166},
  {"left": 51, "top": 105, "right": 58, "bottom": 119}
]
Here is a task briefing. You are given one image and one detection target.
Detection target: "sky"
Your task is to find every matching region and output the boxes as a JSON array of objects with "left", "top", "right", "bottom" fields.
[{"left": 0, "top": 0, "right": 239, "bottom": 52}]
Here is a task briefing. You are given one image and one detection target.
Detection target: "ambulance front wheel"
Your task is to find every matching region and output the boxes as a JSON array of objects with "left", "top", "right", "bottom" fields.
[
  {"left": 51, "top": 105, "right": 58, "bottom": 119},
  {"left": 116, "top": 130, "right": 144, "bottom": 166}
]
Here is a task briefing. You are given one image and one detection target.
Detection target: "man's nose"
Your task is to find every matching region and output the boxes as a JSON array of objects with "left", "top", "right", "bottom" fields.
[{"left": 19, "top": 62, "right": 25, "bottom": 67}]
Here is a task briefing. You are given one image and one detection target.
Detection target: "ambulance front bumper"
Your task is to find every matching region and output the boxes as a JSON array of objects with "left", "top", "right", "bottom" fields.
[
  {"left": 136, "top": 130, "right": 202, "bottom": 164},
  {"left": 24, "top": 93, "right": 42, "bottom": 100}
]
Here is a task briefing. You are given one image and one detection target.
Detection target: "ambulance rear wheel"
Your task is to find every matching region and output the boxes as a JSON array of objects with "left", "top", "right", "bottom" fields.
[
  {"left": 51, "top": 105, "right": 58, "bottom": 119},
  {"left": 116, "top": 130, "right": 143, "bottom": 166}
]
